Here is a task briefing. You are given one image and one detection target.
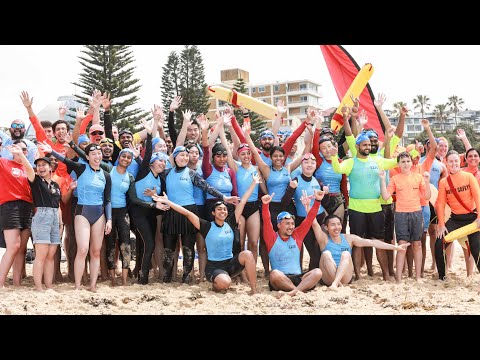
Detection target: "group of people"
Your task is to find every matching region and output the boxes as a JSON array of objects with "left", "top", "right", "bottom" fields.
[{"left": 1, "top": 89, "right": 480, "bottom": 297}]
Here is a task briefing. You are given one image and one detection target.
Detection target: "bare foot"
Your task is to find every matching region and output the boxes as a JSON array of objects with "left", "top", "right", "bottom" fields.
[
  {"left": 330, "top": 283, "right": 339, "bottom": 290},
  {"left": 87, "top": 286, "right": 97, "bottom": 293},
  {"left": 276, "top": 291, "right": 287, "bottom": 299},
  {"left": 248, "top": 289, "right": 257, "bottom": 296},
  {"left": 415, "top": 278, "right": 425, "bottom": 284},
  {"left": 35, "top": 287, "right": 45, "bottom": 292}
]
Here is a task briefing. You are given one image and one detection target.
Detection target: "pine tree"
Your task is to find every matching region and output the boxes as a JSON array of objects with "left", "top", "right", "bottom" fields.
[
  {"left": 72, "top": 45, "right": 148, "bottom": 132},
  {"left": 161, "top": 51, "right": 181, "bottom": 130},
  {"left": 179, "top": 45, "right": 210, "bottom": 116},
  {"left": 232, "top": 78, "right": 266, "bottom": 143}
]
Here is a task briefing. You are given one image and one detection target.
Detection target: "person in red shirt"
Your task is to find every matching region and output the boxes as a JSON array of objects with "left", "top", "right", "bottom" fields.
[{"left": 0, "top": 142, "right": 33, "bottom": 289}]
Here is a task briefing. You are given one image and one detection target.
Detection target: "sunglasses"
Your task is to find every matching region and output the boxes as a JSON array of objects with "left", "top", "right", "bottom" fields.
[
  {"left": 213, "top": 201, "right": 227, "bottom": 208},
  {"left": 100, "top": 138, "right": 114, "bottom": 144},
  {"left": 214, "top": 150, "right": 228, "bottom": 156},
  {"left": 91, "top": 131, "right": 104, "bottom": 136},
  {"left": 302, "top": 154, "right": 316, "bottom": 161},
  {"left": 278, "top": 214, "right": 295, "bottom": 221},
  {"left": 11, "top": 123, "right": 25, "bottom": 129}
]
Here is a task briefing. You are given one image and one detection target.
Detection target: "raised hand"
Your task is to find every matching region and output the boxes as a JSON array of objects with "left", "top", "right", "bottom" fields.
[
  {"left": 400, "top": 105, "right": 409, "bottom": 116},
  {"left": 224, "top": 104, "right": 233, "bottom": 116},
  {"left": 64, "top": 132, "right": 73, "bottom": 144},
  {"left": 76, "top": 106, "right": 86, "bottom": 120},
  {"left": 341, "top": 104, "right": 350, "bottom": 117},
  {"left": 276, "top": 100, "right": 287, "bottom": 116},
  {"left": 20, "top": 91, "right": 33, "bottom": 108},
  {"left": 170, "top": 96, "right": 182, "bottom": 112},
  {"left": 421, "top": 118, "right": 430, "bottom": 128},
  {"left": 197, "top": 113, "right": 209, "bottom": 132},
  {"left": 6, "top": 144, "right": 23, "bottom": 156},
  {"left": 151, "top": 104, "right": 165, "bottom": 125},
  {"left": 140, "top": 118, "right": 152, "bottom": 134},
  {"left": 101, "top": 92, "right": 111, "bottom": 111},
  {"left": 374, "top": 93, "right": 387, "bottom": 108},
  {"left": 261, "top": 193, "right": 275, "bottom": 204},
  {"left": 59, "top": 103, "right": 67, "bottom": 118},
  {"left": 182, "top": 109, "right": 193, "bottom": 124},
  {"left": 456, "top": 128, "right": 467, "bottom": 140},
  {"left": 357, "top": 109, "right": 368, "bottom": 128},
  {"left": 385, "top": 127, "right": 395, "bottom": 140},
  {"left": 128, "top": 142, "right": 140, "bottom": 158},
  {"left": 242, "top": 120, "right": 251, "bottom": 135},
  {"left": 300, "top": 189, "right": 312, "bottom": 213},
  {"left": 38, "top": 141, "right": 53, "bottom": 154}
]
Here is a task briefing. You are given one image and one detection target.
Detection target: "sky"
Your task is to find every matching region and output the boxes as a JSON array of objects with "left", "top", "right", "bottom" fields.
[{"left": 1, "top": 45, "right": 479, "bottom": 128}]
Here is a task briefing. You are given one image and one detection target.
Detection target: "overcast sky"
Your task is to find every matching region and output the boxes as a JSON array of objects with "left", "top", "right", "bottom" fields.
[{"left": 0, "top": 45, "right": 479, "bottom": 128}]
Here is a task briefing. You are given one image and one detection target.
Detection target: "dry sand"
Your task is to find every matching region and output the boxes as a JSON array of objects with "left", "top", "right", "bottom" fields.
[{"left": 0, "top": 239, "right": 479, "bottom": 315}]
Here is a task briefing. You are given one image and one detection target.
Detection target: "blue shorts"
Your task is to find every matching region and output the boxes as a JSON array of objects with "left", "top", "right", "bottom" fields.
[
  {"left": 32, "top": 207, "right": 61, "bottom": 245},
  {"left": 421, "top": 205, "right": 430, "bottom": 232}
]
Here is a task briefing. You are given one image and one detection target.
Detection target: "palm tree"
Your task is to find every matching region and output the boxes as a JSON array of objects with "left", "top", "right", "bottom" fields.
[
  {"left": 447, "top": 95, "right": 465, "bottom": 127},
  {"left": 413, "top": 95, "right": 431, "bottom": 119},
  {"left": 392, "top": 101, "right": 407, "bottom": 117},
  {"left": 433, "top": 104, "right": 448, "bottom": 132}
]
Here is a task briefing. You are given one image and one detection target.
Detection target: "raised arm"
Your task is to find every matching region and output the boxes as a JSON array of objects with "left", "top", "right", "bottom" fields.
[
  {"left": 168, "top": 96, "right": 182, "bottom": 146},
  {"left": 209, "top": 109, "right": 226, "bottom": 149},
  {"left": 300, "top": 190, "right": 328, "bottom": 249},
  {"left": 379, "top": 170, "right": 392, "bottom": 200},
  {"left": 271, "top": 100, "right": 287, "bottom": 139},
  {"left": 218, "top": 116, "right": 238, "bottom": 172},
  {"left": 374, "top": 93, "right": 393, "bottom": 131},
  {"left": 261, "top": 193, "right": 277, "bottom": 252},
  {"left": 20, "top": 91, "right": 49, "bottom": 145},
  {"left": 8, "top": 145, "right": 34, "bottom": 182},
  {"left": 243, "top": 121, "right": 270, "bottom": 179},
  {"left": 235, "top": 173, "right": 262, "bottom": 223},
  {"left": 456, "top": 128, "right": 472, "bottom": 152}
]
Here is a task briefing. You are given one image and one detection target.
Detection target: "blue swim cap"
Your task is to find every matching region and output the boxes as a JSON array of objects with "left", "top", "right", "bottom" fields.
[
  {"left": 277, "top": 211, "right": 295, "bottom": 223},
  {"left": 355, "top": 133, "right": 371, "bottom": 145},
  {"left": 77, "top": 134, "right": 89, "bottom": 146}
]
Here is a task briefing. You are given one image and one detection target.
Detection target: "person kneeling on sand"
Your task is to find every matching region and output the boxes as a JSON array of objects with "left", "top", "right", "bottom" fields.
[
  {"left": 262, "top": 189, "right": 325, "bottom": 297},
  {"left": 152, "top": 173, "right": 261, "bottom": 295},
  {"left": 303, "top": 191, "right": 409, "bottom": 288}
]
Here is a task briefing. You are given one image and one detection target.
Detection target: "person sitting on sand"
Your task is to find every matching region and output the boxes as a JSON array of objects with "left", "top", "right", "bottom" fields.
[
  {"left": 261, "top": 189, "right": 324, "bottom": 297},
  {"left": 152, "top": 173, "right": 261, "bottom": 295}
]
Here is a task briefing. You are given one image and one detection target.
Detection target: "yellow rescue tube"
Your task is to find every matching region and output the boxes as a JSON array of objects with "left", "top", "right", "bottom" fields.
[
  {"left": 331, "top": 63, "right": 374, "bottom": 132},
  {"left": 444, "top": 222, "right": 480, "bottom": 243},
  {"left": 208, "top": 86, "right": 278, "bottom": 119}
]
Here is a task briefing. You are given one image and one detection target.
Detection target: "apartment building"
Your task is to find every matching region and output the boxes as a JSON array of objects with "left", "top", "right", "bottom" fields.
[{"left": 207, "top": 68, "right": 323, "bottom": 131}]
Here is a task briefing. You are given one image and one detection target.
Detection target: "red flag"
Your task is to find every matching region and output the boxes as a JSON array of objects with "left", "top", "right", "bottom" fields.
[{"left": 320, "top": 45, "right": 384, "bottom": 141}]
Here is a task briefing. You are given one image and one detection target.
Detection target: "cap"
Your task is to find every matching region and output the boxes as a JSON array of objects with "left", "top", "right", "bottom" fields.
[
  {"left": 119, "top": 148, "right": 135, "bottom": 157},
  {"left": 89, "top": 124, "right": 104, "bottom": 134},
  {"left": 364, "top": 130, "right": 378, "bottom": 139},
  {"left": 34, "top": 156, "right": 52, "bottom": 166},
  {"left": 77, "top": 134, "right": 89, "bottom": 146},
  {"left": 173, "top": 146, "right": 189, "bottom": 159},
  {"left": 260, "top": 130, "right": 274, "bottom": 140},
  {"left": 119, "top": 129, "right": 133, "bottom": 137},
  {"left": 150, "top": 152, "right": 169, "bottom": 164},
  {"left": 237, "top": 143, "right": 250, "bottom": 154},
  {"left": 277, "top": 211, "right": 295, "bottom": 223},
  {"left": 355, "top": 133, "right": 370, "bottom": 145}
]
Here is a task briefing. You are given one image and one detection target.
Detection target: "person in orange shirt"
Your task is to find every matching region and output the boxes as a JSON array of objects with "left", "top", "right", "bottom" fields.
[
  {"left": 436, "top": 150, "right": 480, "bottom": 280},
  {"left": 380, "top": 152, "right": 431, "bottom": 283},
  {"left": 463, "top": 148, "right": 480, "bottom": 182},
  {"left": 389, "top": 119, "right": 437, "bottom": 277}
]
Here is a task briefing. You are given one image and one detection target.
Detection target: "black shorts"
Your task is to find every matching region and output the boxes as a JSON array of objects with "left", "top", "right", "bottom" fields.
[
  {"left": 349, "top": 209, "right": 385, "bottom": 239},
  {"left": 0, "top": 200, "right": 33, "bottom": 231},
  {"left": 241, "top": 201, "right": 259, "bottom": 221},
  {"left": 429, "top": 202, "right": 438, "bottom": 225},
  {"left": 0, "top": 230, "right": 5, "bottom": 248},
  {"left": 268, "top": 272, "right": 316, "bottom": 291},
  {"left": 206, "top": 254, "right": 244, "bottom": 282},
  {"left": 382, "top": 204, "right": 395, "bottom": 242},
  {"left": 196, "top": 205, "right": 206, "bottom": 220}
]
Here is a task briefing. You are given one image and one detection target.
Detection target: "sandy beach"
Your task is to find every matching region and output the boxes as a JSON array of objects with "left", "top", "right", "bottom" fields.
[{"left": 0, "top": 239, "right": 479, "bottom": 315}]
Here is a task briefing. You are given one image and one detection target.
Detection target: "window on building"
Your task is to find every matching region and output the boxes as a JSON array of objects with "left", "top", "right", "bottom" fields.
[
  {"left": 415, "top": 125, "right": 422, "bottom": 132},
  {"left": 252, "top": 87, "right": 256, "bottom": 94},
  {"left": 218, "top": 100, "right": 226, "bottom": 107},
  {"left": 300, "top": 83, "right": 307, "bottom": 90},
  {"left": 407, "top": 125, "right": 415, "bottom": 132},
  {"left": 258, "top": 86, "right": 265, "bottom": 93},
  {"left": 300, "top": 96, "right": 308, "bottom": 102},
  {"left": 273, "top": 85, "right": 279, "bottom": 92}
]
